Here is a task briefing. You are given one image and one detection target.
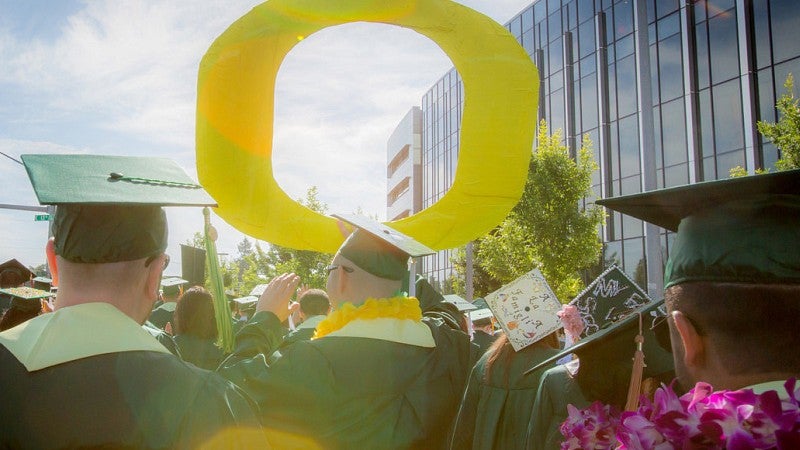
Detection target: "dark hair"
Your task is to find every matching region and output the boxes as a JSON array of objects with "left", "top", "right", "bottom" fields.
[
  {"left": 666, "top": 281, "right": 800, "bottom": 376},
  {"left": 0, "top": 306, "right": 41, "bottom": 331},
  {"left": 299, "top": 289, "right": 330, "bottom": 317},
  {"left": 173, "top": 286, "right": 217, "bottom": 340}
]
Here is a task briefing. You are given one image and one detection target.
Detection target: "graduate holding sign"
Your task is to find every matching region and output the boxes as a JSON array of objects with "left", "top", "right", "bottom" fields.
[{"left": 0, "top": 155, "right": 266, "bottom": 449}]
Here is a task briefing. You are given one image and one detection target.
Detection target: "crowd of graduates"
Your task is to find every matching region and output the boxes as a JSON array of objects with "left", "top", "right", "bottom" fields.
[{"left": 1, "top": 155, "right": 799, "bottom": 449}]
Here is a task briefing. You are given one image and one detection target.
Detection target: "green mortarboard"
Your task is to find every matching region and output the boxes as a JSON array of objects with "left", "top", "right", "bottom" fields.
[
  {"left": 32, "top": 276, "right": 53, "bottom": 291},
  {"left": 249, "top": 284, "right": 268, "bottom": 297},
  {"left": 443, "top": 294, "right": 477, "bottom": 312},
  {"left": 525, "top": 300, "right": 673, "bottom": 376},
  {"left": 472, "top": 297, "right": 489, "bottom": 310},
  {"left": 469, "top": 308, "right": 494, "bottom": 322},
  {"left": 596, "top": 169, "right": 800, "bottom": 288},
  {"left": 334, "top": 214, "right": 435, "bottom": 281},
  {"left": 232, "top": 295, "right": 259, "bottom": 307},
  {"left": 160, "top": 277, "right": 189, "bottom": 297},
  {"left": 0, "top": 286, "right": 53, "bottom": 313},
  {"left": 22, "top": 154, "right": 217, "bottom": 263}
]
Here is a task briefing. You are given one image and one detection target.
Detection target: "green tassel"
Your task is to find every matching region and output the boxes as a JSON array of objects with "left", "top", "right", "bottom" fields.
[{"left": 204, "top": 207, "right": 234, "bottom": 353}]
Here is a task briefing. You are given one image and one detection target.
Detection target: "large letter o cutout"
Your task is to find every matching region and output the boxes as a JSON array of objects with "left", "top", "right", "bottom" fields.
[{"left": 197, "top": 0, "right": 539, "bottom": 253}]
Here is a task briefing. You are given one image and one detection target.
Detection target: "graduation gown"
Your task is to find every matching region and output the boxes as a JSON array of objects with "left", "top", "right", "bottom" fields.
[
  {"left": 0, "top": 303, "right": 266, "bottom": 449},
  {"left": 471, "top": 329, "right": 499, "bottom": 356},
  {"left": 449, "top": 342, "right": 560, "bottom": 450},
  {"left": 148, "top": 301, "right": 176, "bottom": 329},
  {"left": 174, "top": 334, "right": 225, "bottom": 370},
  {"left": 220, "top": 298, "right": 475, "bottom": 450},
  {"left": 525, "top": 362, "right": 589, "bottom": 450}
]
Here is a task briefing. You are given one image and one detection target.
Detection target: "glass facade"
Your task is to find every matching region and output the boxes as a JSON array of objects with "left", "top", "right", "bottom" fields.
[{"left": 417, "top": 0, "right": 800, "bottom": 290}]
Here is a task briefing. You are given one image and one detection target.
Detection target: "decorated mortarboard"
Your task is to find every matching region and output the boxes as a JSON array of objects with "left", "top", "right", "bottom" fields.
[
  {"left": 0, "top": 286, "right": 53, "bottom": 312},
  {"left": 525, "top": 299, "right": 673, "bottom": 376},
  {"left": 485, "top": 269, "right": 562, "bottom": 351},
  {"left": 160, "top": 277, "right": 188, "bottom": 297},
  {"left": 568, "top": 266, "right": 652, "bottom": 339},
  {"left": 0, "top": 259, "right": 33, "bottom": 288},
  {"left": 21, "top": 154, "right": 217, "bottom": 263},
  {"left": 596, "top": 169, "right": 800, "bottom": 288},
  {"left": 443, "top": 294, "right": 477, "bottom": 312},
  {"left": 333, "top": 214, "right": 435, "bottom": 281}
]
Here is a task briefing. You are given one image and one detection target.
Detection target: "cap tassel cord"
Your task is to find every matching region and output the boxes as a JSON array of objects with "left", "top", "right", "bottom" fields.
[
  {"left": 625, "top": 313, "right": 646, "bottom": 411},
  {"left": 204, "top": 207, "right": 234, "bottom": 353}
]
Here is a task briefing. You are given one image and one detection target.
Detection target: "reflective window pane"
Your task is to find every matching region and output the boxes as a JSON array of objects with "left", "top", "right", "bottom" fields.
[
  {"left": 581, "top": 73, "right": 599, "bottom": 130},
  {"left": 658, "top": 12, "right": 680, "bottom": 40},
  {"left": 707, "top": 0, "right": 734, "bottom": 18},
  {"left": 616, "top": 54, "right": 638, "bottom": 117},
  {"left": 771, "top": 0, "right": 800, "bottom": 63},
  {"left": 656, "top": 0, "right": 679, "bottom": 19},
  {"left": 578, "top": 0, "right": 595, "bottom": 24},
  {"left": 549, "top": 11, "right": 563, "bottom": 41},
  {"left": 622, "top": 238, "right": 645, "bottom": 282},
  {"left": 614, "top": 0, "right": 634, "bottom": 40},
  {"left": 579, "top": 19, "right": 596, "bottom": 58},
  {"left": 752, "top": 0, "right": 771, "bottom": 69},
  {"left": 618, "top": 114, "right": 641, "bottom": 177},
  {"left": 661, "top": 99, "right": 687, "bottom": 166},
  {"left": 715, "top": 149, "right": 745, "bottom": 177},
  {"left": 604, "top": 240, "right": 622, "bottom": 266},
  {"left": 664, "top": 163, "right": 689, "bottom": 187},
  {"left": 695, "top": 23, "right": 710, "bottom": 90},
  {"left": 658, "top": 34, "right": 684, "bottom": 102},
  {"left": 708, "top": 8, "right": 739, "bottom": 84},
  {"left": 698, "top": 89, "right": 714, "bottom": 158},
  {"left": 712, "top": 79, "right": 744, "bottom": 153}
]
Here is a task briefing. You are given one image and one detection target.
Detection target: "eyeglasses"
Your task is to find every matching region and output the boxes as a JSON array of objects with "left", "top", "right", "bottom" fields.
[
  {"left": 145, "top": 253, "right": 170, "bottom": 271},
  {"left": 325, "top": 264, "right": 354, "bottom": 275}
]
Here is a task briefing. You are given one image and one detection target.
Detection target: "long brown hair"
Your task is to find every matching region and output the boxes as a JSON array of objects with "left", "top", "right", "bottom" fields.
[{"left": 484, "top": 331, "right": 559, "bottom": 383}]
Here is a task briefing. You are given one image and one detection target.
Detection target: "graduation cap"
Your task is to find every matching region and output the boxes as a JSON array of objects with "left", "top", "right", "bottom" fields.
[
  {"left": 160, "top": 277, "right": 188, "bottom": 297},
  {"left": 525, "top": 299, "right": 673, "bottom": 376},
  {"left": 232, "top": 295, "right": 259, "bottom": 308},
  {"left": 0, "top": 286, "right": 53, "bottom": 313},
  {"left": 333, "top": 214, "right": 435, "bottom": 282},
  {"left": 0, "top": 259, "right": 33, "bottom": 288},
  {"left": 249, "top": 284, "right": 268, "bottom": 297},
  {"left": 443, "top": 294, "right": 477, "bottom": 312},
  {"left": 21, "top": 154, "right": 217, "bottom": 263},
  {"left": 469, "top": 307, "right": 494, "bottom": 322},
  {"left": 31, "top": 276, "right": 53, "bottom": 291},
  {"left": 596, "top": 169, "right": 800, "bottom": 288}
]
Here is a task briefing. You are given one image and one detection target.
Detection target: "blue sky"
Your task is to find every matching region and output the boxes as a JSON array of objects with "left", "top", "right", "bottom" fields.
[{"left": 0, "top": 0, "right": 531, "bottom": 276}]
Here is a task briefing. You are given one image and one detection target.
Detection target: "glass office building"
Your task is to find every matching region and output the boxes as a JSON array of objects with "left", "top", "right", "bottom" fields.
[{"left": 418, "top": 0, "right": 800, "bottom": 292}]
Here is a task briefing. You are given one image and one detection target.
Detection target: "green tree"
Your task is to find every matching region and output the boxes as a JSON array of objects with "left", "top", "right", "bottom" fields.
[
  {"left": 453, "top": 121, "right": 604, "bottom": 302},
  {"left": 261, "top": 186, "right": 333, "bottom": 289},
  {"left": 758, "top": 73, "right": 800, "bottom": 171}
]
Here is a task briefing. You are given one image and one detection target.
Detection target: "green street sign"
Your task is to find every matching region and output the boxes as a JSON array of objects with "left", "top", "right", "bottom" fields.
[{"left": 34, "top": 214, "right": 50, "bottom": 221}]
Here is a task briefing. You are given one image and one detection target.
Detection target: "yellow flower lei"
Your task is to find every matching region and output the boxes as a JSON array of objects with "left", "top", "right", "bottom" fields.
[{"left": 314, "top": 296, "right": 422, "bottom": 339}]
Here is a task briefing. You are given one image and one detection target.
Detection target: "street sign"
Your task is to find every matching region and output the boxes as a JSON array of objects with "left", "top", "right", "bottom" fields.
[{"left": 34, "top": 214, "right": 50, "bottom": 221}]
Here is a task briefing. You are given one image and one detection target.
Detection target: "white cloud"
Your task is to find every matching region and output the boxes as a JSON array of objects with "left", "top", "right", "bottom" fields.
[{"left": 0, "top": 0, "right": 534, "bottom": 268}]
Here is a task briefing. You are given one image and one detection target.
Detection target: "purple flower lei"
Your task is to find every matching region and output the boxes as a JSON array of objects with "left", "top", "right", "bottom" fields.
[{"left": 560, "top": 379, "right": 800, "bottom": 450}]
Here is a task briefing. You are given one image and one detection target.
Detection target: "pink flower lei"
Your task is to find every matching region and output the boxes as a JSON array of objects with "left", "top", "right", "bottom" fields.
[{"left": 560, "top": 379, "right": 800, "bottom": 449}]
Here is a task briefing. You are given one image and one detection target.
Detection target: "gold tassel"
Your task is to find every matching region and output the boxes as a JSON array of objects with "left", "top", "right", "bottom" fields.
[{"left": 625, "top": 313, "right": 646, "bottom": 411}]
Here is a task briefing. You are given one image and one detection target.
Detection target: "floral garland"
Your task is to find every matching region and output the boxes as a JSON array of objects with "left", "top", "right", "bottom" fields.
[
  {"left": 560, "top": 378, "right": 800, "bottom": 449},
  {"left": 314, "top": 296, "right": 422, "bottom": 339}
]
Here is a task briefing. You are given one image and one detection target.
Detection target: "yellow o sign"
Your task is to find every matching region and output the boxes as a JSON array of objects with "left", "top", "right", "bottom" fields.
[{"left": 197, "top": 0, "right": 539, "bottom": 253}]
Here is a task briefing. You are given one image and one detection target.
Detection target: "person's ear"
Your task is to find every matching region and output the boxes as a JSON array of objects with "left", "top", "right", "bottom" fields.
[
  {"left": 144, "top": 254, "right": 165, "bottom": 301},
  {"left": 672, "top": 311, "right": 704, "bottom": 368}
]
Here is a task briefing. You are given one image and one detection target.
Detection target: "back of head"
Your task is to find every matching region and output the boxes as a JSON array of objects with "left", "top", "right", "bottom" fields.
[
  {"left": 299, "top": 289, "right": 330, "bottom": 317},
  {"left": 666, "top": 282, "right": 800, "bottom": 377},
  {"left": 173, "top": 287, "right": 217, "bottom": 339}
]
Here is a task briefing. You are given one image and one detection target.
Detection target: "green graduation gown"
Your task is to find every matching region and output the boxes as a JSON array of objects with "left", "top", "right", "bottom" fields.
[
  {"left": 220, "top": 298, "right": 475, "bottom": 450},
  {"left": 449, "top": 342, "right": 560, "bottom": 450},
  {"left": 525, "top": 362, "right": 589, "bottom": 450},
  {"left": 471, "top": 329, "right": 499, "bottom": 356},
  {"left": 0, "top": 303, "right": 266, "bottom": 449},
  {"left": 148, "top": 301, "right": 176, "bottom": 329},
  {"left": 174, "top": 334, "right": 225, "bottom": 370}
]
